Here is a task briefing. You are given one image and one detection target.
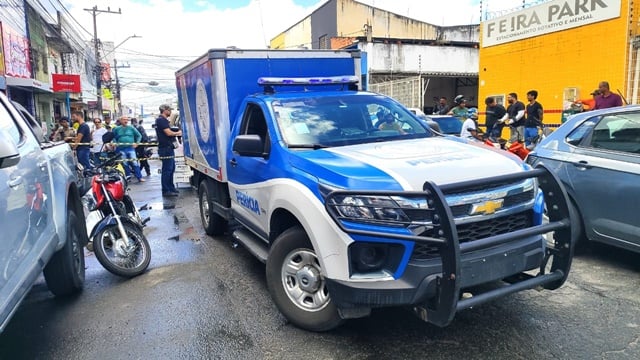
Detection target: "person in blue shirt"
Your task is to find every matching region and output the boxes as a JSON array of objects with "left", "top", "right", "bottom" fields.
[{"left": 113, "top": 117, "right": 145, "bottom": 182}]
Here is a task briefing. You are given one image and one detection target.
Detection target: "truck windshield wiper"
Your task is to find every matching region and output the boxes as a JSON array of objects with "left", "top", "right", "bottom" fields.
[{"left": 287, "top": 143, "right": 328, "bottom": 149}]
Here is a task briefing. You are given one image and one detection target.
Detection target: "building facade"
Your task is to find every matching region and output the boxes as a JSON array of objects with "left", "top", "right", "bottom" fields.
[
  {"left": 0, "top": 0, "right": 98, "bottom": 132},
  {"left": 270, "top": 0, "right": 480, "bottom": 113},
  {"left": 479, "top": 0, "right": 636, "bottom": 124}
]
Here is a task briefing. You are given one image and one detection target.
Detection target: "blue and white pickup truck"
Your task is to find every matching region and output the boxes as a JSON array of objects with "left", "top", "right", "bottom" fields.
[
  {"left": 176, "top": 49, "right": 575, "bottom": 331},
  {"left": 0, "top": 92, "right": 87, "bottom": 332}
]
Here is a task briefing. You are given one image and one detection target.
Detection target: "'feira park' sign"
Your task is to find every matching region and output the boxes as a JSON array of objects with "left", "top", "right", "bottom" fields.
[{"left": 481, "top": 0, "right": 621, "bottom": 47}]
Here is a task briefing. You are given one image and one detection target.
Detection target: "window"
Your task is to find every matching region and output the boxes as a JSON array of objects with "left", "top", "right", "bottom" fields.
[
  {"left": 490, "top": 94, "right": 505, "bottom": 106},
  {"left": 240, "top": 103, "right": 270, "bottom": 153},
  {"left": 566, "top": 117, "right": 597, "bottom": 146},
  {"left": 319, "top": 35, "right": 328, "bottom": 49},
  {"left": 587, "top": 113, "right": 640, "bottom": 154},
  {"left": 0, "top": 101, "right": 23, "bottom": 145}
]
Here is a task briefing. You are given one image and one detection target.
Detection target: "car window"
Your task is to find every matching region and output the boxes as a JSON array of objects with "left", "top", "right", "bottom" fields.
[
  {"left": 0, "top": 101, "right": 22, "bottom": 145},
  {"left": 566, "top": 117, "right": 598, "bottom": 146},
  {"left": 587, "top": 113, "right": 640, "bottom": 154}
]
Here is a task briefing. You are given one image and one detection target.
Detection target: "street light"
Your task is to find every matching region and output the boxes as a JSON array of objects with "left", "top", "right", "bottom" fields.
[{"left": 103, "top": 34, "right": 142, "bottom": 60}]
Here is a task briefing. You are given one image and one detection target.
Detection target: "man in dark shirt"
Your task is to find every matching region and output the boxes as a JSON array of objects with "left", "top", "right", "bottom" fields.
[
  {"left": 71, "top": 111, "right": 92, "bottom": 170},
  {"left": 433, "top": 97, "right": 449, "bottom": 115},
  {"left": 484, "top": 96, "right": 507, "bottom": 141},
  {"left": 506, "top": 92, "right": 526, "bottom": 142},
  {"left": 132, "top": 118, "right": 151, "bottom": 176},
  {"left": 524, "top": 90, "right": 544, "bottom": 148},
  {"left": 156, "top": 104, "right": 182, "bottom": 197}
]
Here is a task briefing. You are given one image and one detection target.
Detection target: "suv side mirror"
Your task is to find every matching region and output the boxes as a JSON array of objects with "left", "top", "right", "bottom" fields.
[
  {"left": 232, "top": 134, "right": 265, "bottom": 157},
  {"left": 0, "top": 129, "right": 20, "bottom": 169}
]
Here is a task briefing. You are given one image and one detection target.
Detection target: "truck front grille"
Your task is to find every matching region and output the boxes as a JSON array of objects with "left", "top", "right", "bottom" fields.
[
  {"left": 449, "top": 189, "right": 535, "bottom": 217},
  {"left": 410, "top": 210, "right": 534, "bottom": 261}
]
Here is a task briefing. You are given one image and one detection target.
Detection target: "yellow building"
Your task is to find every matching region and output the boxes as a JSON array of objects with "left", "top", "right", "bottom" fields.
[{"left": 479, "top": 0, "right": 638, "bottom": 125}]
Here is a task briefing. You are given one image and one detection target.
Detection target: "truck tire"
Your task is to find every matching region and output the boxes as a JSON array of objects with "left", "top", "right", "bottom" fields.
[
  {"left": 266, "top": 226, "right": 343, "bottom": 332},
  {"left": 199, "top": 180, "right": 227, "bottom": 236},
  {"left": 43, "top": 208, "right": 85, "bottom": 296}
]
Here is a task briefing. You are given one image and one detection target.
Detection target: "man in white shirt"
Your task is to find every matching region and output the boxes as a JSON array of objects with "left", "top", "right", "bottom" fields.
[
  {"left": 460, "top": 117, "right": 482, "bottom": 140},
  {"left": 90, "top": 118, "right": 108, "bottom": 164}
]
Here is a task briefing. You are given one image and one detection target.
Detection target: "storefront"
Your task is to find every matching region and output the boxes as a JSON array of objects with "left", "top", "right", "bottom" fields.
[{"left": 478, "top": 0, "right": 637, "bottom": 125}]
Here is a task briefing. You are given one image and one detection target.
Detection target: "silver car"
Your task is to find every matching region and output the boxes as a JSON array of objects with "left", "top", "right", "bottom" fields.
[{"left": 526, "top": 106, "right": 640, "bottom": 253}]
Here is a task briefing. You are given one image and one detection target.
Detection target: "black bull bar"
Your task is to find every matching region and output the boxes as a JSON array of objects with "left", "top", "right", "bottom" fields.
[{"left": 324, "top": 165, "right": 574, "bottom": 327}]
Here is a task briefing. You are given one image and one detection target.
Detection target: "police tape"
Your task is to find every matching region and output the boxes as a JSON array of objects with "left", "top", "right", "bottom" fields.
[
  {"left": 97, "top": 155, "right": 185, "bottom": 162},
  {"left": 73, "top": 142, "right": 160, "bottom": 146}
]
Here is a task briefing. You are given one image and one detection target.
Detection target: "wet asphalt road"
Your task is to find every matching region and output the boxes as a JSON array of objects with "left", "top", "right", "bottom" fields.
[{"left": 0, "top": 167, "right": 639, "bottom": 359}]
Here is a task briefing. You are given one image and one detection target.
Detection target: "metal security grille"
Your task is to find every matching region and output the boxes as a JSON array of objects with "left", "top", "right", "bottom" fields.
[{"left": 369, "top": 76, "right": 423, "bottom": 109}]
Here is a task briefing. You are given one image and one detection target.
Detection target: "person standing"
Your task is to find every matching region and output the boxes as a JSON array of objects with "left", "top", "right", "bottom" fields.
[
  {"left": 448, "top": 95, "right": 474, "bottom": 120},
  {"left": 505, "top": 92, "right": 525, "bottom": 142},
  {"left": 131, "top": 118, "right": 151, "bottom": 176},
  {"left": 90, "top": 118, "right": 108, "bottom": 165},
  {"left": 156, "top": 104, "right": 182, "bottom": 197},
  {"left": 51, "top": 116, "right": 75, "bottom": 142},
  {"left": 484, "top": 96, "right": 507, "bottom": 141},
  {"left": 113, "top": 117, "right": 145, "bottom": 182},
  {"left": 433, "top": 97, "right": 449, "bottom": 115},
  {"left": 103, "top": 115, "right": 114, "bottom": 130},
  {"left": 524, "top": 90, "right": 544, "bottom": 148},
  {"left": 594, "top": 81, "right": 623, "bottom": 109},
  {"left": 71, "top": 111, "right": 92, "bottom": 170}
]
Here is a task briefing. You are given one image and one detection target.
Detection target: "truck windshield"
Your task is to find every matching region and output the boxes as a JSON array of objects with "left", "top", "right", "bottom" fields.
[{"left": 271, "top": 94, "right": 432, "bottom": 148}]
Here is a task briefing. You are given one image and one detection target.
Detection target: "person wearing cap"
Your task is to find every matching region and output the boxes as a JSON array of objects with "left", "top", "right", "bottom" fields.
[
  {"left": 51, "top": 116, "right": 76, "bottom": 142},
  {"left": 573, "top": 89, "right": 600, "bottom": 112},
  {"left": 156, "top": 104, "right": 182, "bottom": 196}
]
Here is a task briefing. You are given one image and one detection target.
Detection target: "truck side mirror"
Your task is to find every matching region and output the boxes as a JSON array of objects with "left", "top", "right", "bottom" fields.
[
  {"left": 0, "top": 129, "right": 20, "bottom": 169},
  {"left": 232, "top": 134, "right": 265, "bottom": 157}
]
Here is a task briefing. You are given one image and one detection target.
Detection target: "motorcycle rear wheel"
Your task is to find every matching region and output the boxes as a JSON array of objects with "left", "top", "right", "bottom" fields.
[{"left": 93, "top": 224, "right": 151, "bottom": 277}]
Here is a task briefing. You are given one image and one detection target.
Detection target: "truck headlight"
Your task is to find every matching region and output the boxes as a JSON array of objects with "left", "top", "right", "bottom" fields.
[{"left": 326, "top": 193, "right": 432, "bottom": 227}]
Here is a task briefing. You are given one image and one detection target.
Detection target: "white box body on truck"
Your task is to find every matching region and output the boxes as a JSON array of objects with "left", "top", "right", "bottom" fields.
[{"left": 176, "top": 49, "right": 575, "bottom": 331}]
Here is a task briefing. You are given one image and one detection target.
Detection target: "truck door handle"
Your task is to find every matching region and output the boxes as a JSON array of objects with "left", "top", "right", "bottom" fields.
[
  {"left": 8, "top": 176, "right": 23, "bottom": 188},
  {"left": 37, "top": 160, "right": 47, "bottom": 171},
  {"left": 572, "top": 160, "right": 592, "bottom": 169},
  {"left": 229, "top": 158, "right": 238, "bottom": 167}
]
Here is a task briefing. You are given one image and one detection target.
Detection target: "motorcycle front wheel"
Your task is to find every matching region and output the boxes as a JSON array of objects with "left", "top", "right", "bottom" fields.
[{"left": 93, "top": 224, "right": 151, "bottom": 277}]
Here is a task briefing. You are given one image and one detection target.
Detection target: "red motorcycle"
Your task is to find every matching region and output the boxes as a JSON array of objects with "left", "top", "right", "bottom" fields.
[{"left": 82, "top": 152, "right": 151, "bottom": 277}]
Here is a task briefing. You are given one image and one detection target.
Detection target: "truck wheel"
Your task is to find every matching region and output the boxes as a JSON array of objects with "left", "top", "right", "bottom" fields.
[
  {"left": 266, "top": 226, "right": 343, "bottom": 332},
  {"left": 43, "top": 208, "right": 85, "bottom": 296},
  {"left": 199, "top": 180, "right": 227, "bottom": 236}
]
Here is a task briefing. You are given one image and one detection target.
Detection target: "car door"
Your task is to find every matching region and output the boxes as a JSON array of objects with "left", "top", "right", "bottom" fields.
[
  {"left": 0, "top": 99, "right": 49, "bottom": 291},
  {"left": 566, "top": 112, "right": 640, "bottom": 249},
  {"left": 226, "top": 102, "right": 274, "bottom": 240}
]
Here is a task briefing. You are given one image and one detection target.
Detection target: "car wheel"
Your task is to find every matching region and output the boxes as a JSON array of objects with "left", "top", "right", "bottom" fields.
[
  {"left": 567, "top": 199, "right": 587, "bottom": 251},
  {"left": 43, "top": 207, "right": 85, "bottom": 296},
  {"left": 199, "top": 180, "right": 227, "bottom": 236},
  {"left": 266, "top": 226, "right": 343, "bottom": 332}
]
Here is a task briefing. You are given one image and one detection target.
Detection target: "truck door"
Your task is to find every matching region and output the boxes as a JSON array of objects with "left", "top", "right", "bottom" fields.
[
  {"left": 0, "top": 99, "right": 51, "bottom": 289},
  {"left": 226, "top": 103, "right": 273, "bottom": 239}
]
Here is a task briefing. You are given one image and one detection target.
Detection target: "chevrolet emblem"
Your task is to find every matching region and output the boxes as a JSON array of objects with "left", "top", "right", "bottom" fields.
[{"left": 469, "top": 199, "right": 504, "bottom": 215}]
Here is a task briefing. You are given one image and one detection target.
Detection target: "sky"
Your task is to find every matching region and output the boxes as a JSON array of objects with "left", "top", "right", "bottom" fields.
[{"left": 59, "top": 0, "right": 525, "bottom": 114}]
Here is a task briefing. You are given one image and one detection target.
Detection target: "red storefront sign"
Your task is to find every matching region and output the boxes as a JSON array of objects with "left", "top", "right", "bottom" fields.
[{"left": 52, "top": 74, "right": 81, "bottom": 93}]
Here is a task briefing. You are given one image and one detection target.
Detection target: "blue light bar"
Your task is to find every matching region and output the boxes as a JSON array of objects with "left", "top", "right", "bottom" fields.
[{"left": 257, "top": 75, "right": 359, "bottom": 86}]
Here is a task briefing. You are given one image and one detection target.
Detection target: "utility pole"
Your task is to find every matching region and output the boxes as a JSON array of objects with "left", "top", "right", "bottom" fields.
[
  {"left": 114, "top": 59, "right": 130, "bottom": 117},
  {"left": 84, "top": 6, "right": 121, "bottom": 118}
]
